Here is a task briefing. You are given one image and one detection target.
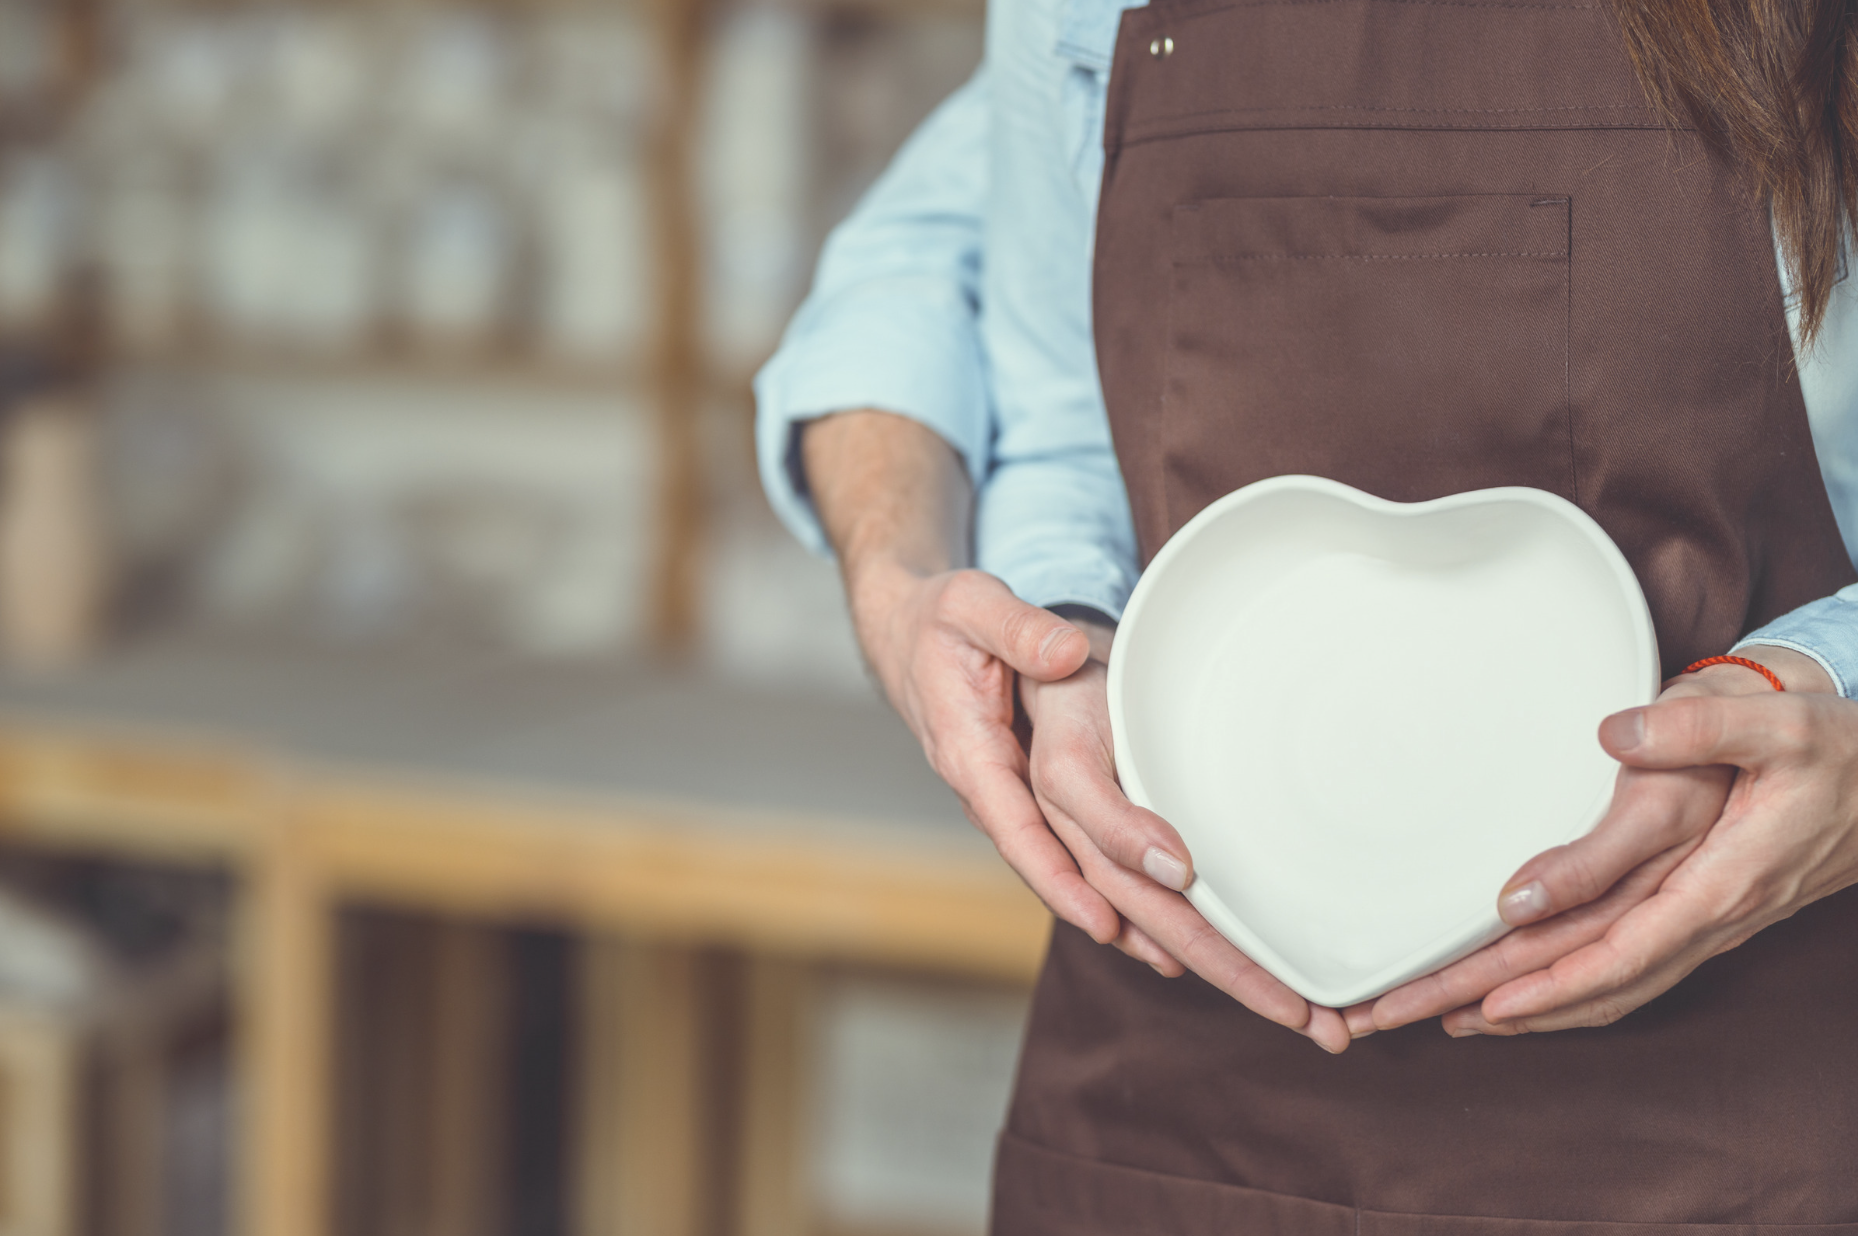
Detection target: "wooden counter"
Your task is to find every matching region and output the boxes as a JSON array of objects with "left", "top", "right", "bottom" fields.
[{"left": 0, "top": 632, "right": 1048, "bottom": 1236}]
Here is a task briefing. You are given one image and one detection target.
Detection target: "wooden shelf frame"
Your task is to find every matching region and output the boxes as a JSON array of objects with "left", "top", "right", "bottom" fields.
[{"left": 0, "top": 717, "right": 1047, "bottom": 1236}]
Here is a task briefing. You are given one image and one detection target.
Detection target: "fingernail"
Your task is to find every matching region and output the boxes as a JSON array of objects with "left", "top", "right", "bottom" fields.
[
  {"left": 1142, "top": 847, "right": 1190, "bottom": 891},
  {"left": 1039, "top": 626, "right": 1079, "bottom": 664},
  {"left": 1447, "top": 1026, "right": 1479, "bottom": 1038},
  {"left": 1599, "top": 709, "right": 1645, "bottom": 754},
  {"left": 1499, "top": 880, "right": 1549, "bottom": 926},
  {"left": 1350, "top": 1027, "right": 1377, "bottom": 1040}
]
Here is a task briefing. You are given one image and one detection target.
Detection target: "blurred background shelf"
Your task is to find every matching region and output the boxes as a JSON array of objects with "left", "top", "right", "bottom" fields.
[
  {"left": 0, "top": 625, "right": 1037, "bottom": 979},
  {"left": 0, "top": 629, "right": 1046, "bottom": 1236},
  {"left": 0, "top": 0, "right": 1025, "bottom": 1231}
]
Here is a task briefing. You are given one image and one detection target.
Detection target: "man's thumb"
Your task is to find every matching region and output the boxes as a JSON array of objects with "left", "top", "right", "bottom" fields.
[
  {"left": 1599, "top": 694, "right": 1787, "bottom": 770},
  {"left": 951, "top": 576, "right": 1090, "bottom": 681}
]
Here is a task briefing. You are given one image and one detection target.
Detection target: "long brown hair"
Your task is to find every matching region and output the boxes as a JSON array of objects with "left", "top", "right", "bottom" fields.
[{"left": 1612, "top": 0, "right": 1858, "bottom": 348}]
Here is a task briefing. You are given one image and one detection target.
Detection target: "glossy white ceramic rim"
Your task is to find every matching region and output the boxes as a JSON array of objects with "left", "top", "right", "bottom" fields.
[{"left": 1106, "top": 474, "right": 1661, "bottom": 1008}]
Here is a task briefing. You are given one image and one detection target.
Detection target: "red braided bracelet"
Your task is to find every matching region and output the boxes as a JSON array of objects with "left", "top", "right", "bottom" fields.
[{"left": 1683, "top": 655, "right": 1785, "bottom": 692}]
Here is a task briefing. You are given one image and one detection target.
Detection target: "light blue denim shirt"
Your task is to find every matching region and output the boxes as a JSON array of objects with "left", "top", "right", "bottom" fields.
[{"left": 754, "top": 0, "right": 1858, "bottom": 695}]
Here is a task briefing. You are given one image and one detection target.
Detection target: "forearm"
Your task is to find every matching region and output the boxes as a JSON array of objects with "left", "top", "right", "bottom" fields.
[
  {"left": 801, "top": 409, "right": 973, "bottom": 655},
  {"left": 1731, "top": 583, "right": 1858, "bottom": 696},
  {"left": 754, "top": 71, "right": 990, "bottom": 559}
]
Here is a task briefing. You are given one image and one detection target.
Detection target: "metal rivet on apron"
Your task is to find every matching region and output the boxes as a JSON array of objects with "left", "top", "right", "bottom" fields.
[{"left": 1149, "top": 35, "right": 1174, "bottom": 57}]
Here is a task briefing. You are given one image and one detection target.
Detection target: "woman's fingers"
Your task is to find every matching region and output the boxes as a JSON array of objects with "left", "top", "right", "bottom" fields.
[
  {"left": 1042, "top": 805, "right": 1353, "bottom": 1048},
  {"left": 1016, "top": 646, "right": 1357, "bottom": 1052},
  {"left": 1023, "top": 667, "right": 1195, "bottom": 889},
  {"left": 1497, "top": 763, "right": 1733, "bottom": 927},
  {"left": 1034, "top": 742, "right": 1193, "bottom": 889}
]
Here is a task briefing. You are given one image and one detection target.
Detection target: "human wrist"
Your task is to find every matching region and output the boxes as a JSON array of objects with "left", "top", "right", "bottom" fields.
[
  {"left": 1739, "top": 644, "right": 1838, "bottom": 694},
  {"left": 1047, "top": 604, "right": 1116, "bottom": 663},
  {"left": 843, "top": 548, "right": 933, "bottom": 607},
  {"left": 802, "top": 408, "right": 970, "bottom": 631},
  {"left": 843, "top": 550, "right": 966, "bottom": 683},
  {"left": 1678, "top": 646, "right": 1834, "bottom": 696}
]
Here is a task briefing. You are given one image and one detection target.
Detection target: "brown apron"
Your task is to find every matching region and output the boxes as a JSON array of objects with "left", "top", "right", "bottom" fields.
[{"left": 993, "top": 0, "right": 1858, "bottom": 1231}]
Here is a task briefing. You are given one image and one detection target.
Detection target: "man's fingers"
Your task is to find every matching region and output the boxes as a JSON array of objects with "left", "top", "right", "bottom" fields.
[
  {"left": 1302, "top": 1005, "right": 1353, "bottom": 1055},
  {"left": 940, "top": 571, "right": 1089, "bottom": 682},
  {"left": 1600, "top": 692, "right": 1811, "bottom": 771},
  {"left": 1114, "top": 922, "right": 1186, "bottom": 976},
  {"left": 954, "top": 760, "right": 1122, "bottom": 944},
  {"left": 1439, "top": 1003, "right": 1511, "bottom": 1036},
  {"left": 1496, "top": 764, "right": 1732, "bottom": 926}
]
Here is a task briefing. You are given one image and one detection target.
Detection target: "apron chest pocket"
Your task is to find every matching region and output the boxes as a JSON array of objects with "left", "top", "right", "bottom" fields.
[{"left": 1161, "top": 193, "right": 1575, "bottom": 528}]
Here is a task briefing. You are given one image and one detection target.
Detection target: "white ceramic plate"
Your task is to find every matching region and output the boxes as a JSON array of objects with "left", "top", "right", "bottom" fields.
[{"left": 1107, "top": 476, "right": 1659, "bottom": 1008}]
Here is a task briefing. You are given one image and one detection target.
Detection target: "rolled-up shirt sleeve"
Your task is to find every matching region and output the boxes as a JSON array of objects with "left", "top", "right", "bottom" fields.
[
  {"left": 967, "top": 29, "right": 1141, "bottom": 621},
  {"left": 754, "top": 69, "right": 992, "bottom": 557},
  {"left": 1735, "top": 584, "right": 1858, "bottom": 698},
  {"left": 976, "top": 444, "right": 1139, "bottom": 621}
]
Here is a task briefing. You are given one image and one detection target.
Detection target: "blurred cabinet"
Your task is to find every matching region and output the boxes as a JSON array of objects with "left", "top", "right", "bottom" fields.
[
  {"left": 0, "top": 0, "right": 983, "bottom": 661},
  {"left": 0, "top": 690, "right": 1044, "bottom": 1236},
  {"left": 0, "top": 1007, "right": 80, "bottom": 1236},
  {"left": 0, "top": 879, "right": 226, "bottom": 1236},
  {"left": 0, "top": 0, "right": 1012, "bottom": 1231}
]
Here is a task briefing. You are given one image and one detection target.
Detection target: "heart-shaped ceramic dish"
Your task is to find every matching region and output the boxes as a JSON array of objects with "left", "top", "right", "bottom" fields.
[{"left": 1107, "top": 475, "right": 1660, "bottom": 1008}]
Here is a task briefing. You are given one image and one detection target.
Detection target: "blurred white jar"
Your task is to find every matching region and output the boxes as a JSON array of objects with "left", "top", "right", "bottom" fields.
[
  {"left": 0, "top": 395, "right": 110, "bottom": 670},
  {"left": 200, "top": 145, "right": 378, "bottom": 354},
  {"left": 528, "top": 8, "right": 655, "bottom": 127},
  {"left": 394, "top": 12, "right": 509, "bottom": 154},
  {"left": 0, "top": 154, "right": 75, "bottom": 331},
  {"left": 0, "top": 0, "right": 55, "bottom": 104},
  {"left": 139, "top": 15, "right": 252, "bottom": 148},
  {"left": 98, "top": 158, "right": 195, "bottom": 352},
  {"left": 265, "top": 10, "right": 372, "bottom": 142},
  {"left": 200, "top": 151, "right": 301, "bottom": 345},
  {"left": 399, "top": 180, "right": 511, "bottom": 353},
  {"left": 699, "top": 4, "right": 813, "bottom": 376},
  {"left": 534, "top": 142, "right": 649, "bottom": 364},
  {"left": 280, "top": 183, "right": 378, "bottom": 356}
]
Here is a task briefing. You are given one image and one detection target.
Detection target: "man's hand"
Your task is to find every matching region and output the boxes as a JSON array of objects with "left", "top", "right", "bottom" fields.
[
  {"left": 804, "top": 411, "right": 1127, "bottom": 941},
  {"left": 1373, "top": 646, "right": 1858, "bottom": 1036},
  {"left": 802, "top": 410, "right": 1355, "bottom": 1052}
]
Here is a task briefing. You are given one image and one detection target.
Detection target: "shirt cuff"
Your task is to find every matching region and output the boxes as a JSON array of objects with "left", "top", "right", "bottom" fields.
[
  {"left": 999, "top": 558, "right": 1136, "bottom": 622},
  {"left": 973, "top": 450, "right": 1140, "bottom": 619},
  {"left": 1732, "top": 583, "right": 1858, "bottom": 697},
  {"left": 753, "top": 281, "right": 990, "bottom": 558}
]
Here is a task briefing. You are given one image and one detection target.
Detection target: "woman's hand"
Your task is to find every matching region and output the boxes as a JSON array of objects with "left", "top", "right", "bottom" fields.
[
  {"left": 1373, "top": 649, "right": 1858, "bottom": 1036},
  {"left": 1019, "top": 632, "right": 1360, "bottom": 1053}
]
